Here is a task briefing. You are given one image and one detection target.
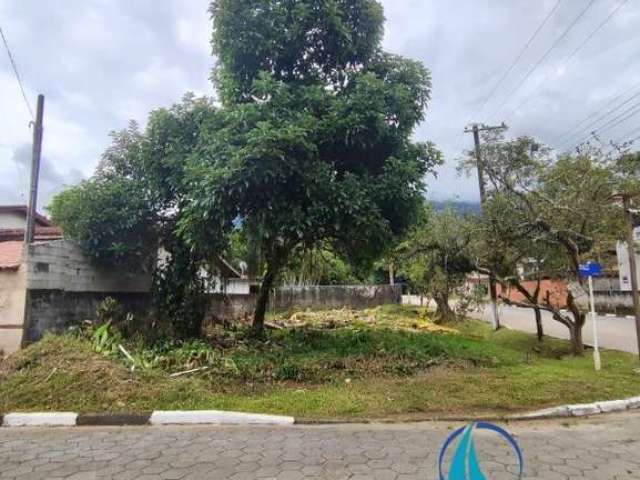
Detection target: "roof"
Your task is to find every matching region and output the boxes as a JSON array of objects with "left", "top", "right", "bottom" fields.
[
  {"left": 0, "top": 205, "right": 53, "bottom": 226},
  {"left": 0, "top": 241, "right": 23, "bottom": 270},
  {"left": 0, "top": 226, "right": 62, "bottom": 242},
  {"left": 214, "top": 256, "right": 244, "bottom": 279}
]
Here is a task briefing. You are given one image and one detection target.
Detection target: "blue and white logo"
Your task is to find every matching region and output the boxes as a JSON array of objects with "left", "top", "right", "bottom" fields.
[{"left": 438, "top": 422, "right": 524, "bottom": 480}]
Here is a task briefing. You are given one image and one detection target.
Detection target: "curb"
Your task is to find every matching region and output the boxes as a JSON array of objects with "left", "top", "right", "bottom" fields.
[
  {"left": 0, "top": 397, "right": 638, "bottom": 427},
  {"left": 1, "top": 410, "right": 294, "bottom": 428},
  {"left": 505, "top": 396, "right": 640, "bottom": 420},
  {"left": 150, "top": 410, "right": 294, "bottom": 426}
]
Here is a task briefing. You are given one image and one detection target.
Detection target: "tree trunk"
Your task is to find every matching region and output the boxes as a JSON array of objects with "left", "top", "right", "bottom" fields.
[
  {"left": 433, "top": 293, "right": 455, "bottom": 324},
  {"left": 568, "top": 322, "right": 584, "bottom": 355},
  {"left": 534, "top": 307, "right": 544, "bottom": 342},
  {"left": 252, "top": 260, "right": 279, "bottom": 337}
]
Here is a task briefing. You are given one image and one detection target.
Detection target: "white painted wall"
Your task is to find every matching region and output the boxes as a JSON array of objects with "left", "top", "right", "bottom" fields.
[
  {"left": 0, "top": 263, "right": 26, "bottom": 355},
  {"left": 211, "top": 277, "right": 251, "bottom": 295},
  {"left": 0, "top": 211, "right": 27, "bottom": 229},
  {"left": 617, "top": 234, "right": 640, "bottom": 292}
]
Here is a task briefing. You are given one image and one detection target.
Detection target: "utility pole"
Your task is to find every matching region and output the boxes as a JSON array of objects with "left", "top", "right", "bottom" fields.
[
  {"left": 465, "top": 122, "right": 507, "bottom": 330},
  {"left": 24, "top": 94, "right": 44, "bottom": 244},
  {"left": 615, "top": 192, "right": 640, "bottom": 360}
]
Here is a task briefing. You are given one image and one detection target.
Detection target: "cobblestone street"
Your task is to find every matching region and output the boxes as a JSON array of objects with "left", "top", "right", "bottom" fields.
[{"left": 1, "top": 412, "right": 639, "bottom": 479}]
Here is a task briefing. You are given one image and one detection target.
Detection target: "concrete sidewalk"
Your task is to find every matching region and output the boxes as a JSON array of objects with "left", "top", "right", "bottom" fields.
[{"left": 1, "top": 412, "right": 639, "bottom": 479}]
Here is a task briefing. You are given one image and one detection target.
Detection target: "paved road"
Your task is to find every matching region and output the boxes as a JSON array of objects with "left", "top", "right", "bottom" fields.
[
  {"left": 1, "top": 412, "right": 640, "bottom": 479},
  {"left": 469, "top": 305, "right": 639, "bottom": 355}
]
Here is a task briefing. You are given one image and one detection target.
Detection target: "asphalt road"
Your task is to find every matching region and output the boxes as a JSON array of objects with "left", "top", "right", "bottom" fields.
[
  {"left": 469, "top": 305, "right": 639, "bottom": 355},
  {"left": 1, "top": 412, "right": 639, "bottom": 479}
]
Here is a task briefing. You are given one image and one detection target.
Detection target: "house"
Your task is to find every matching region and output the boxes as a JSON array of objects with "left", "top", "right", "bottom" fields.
[
  {"left": 0, "top": 240, "right": 27, "bottom": 356},
  {"left": 210, "top": 257, "right": 261, "bottom": 295},
  {"left": 0, "top": 205, "right": 62, "bottom": 356},
  {"left": 0, "top": 205, "right": 62, "bottom": 242},
  {"left": 617, "top": 226, "right": 640, "bottom": 292}
]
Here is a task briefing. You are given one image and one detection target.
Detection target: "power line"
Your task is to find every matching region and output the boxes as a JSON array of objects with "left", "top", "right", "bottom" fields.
[
  {"left": 488, "top": 0, "right": 597, "bottom": 121},
  {"left": 505, "top": 0, "right": 630, "bottom": 121},
  {"left": 454, "top": 1, "right": 562, "bottom": 156},
  {"left": 560, "top": 0, "right": 629, "bottom": 67},
  {"left": 613, "top": 125, "right": 640, "bottom": 145},
  {"left": 551, "top": 82, "right": 640, "bottom": 146},
  {"left": 0, "top": 25, "right": 34, "bottom": 120},
  {"left": 590, "top": 101, "right": 640, "bottom": 136},
  {"left": 556, "top": 89, "right": 640, "bottom": 148},
  {"left": 573, "top": 102, "right": 640, "bottom": 149},
  {"left": 473, "top": 0, "right": 562, "bottom": 120}
]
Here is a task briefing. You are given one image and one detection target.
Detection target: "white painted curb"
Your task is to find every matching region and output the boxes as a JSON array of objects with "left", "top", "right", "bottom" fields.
[
  {"left": 597, "top": 399, "right": 628, "bottom": 413},
  {"left": 3, "top": 412, "right": 78, "bottom": 427},
  {"left": 149, "top": 410, "right": 294, "bottom": 426},
  {"left": 567, "top": 403, "right": 601, "bottom": 417},
  {"left": 511, "top": 395, "right": 640, "bottom": 419}
]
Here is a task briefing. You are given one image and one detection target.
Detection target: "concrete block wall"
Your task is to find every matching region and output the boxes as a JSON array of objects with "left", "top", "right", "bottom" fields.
[
  {"left": 23, "top": 240, "right": 152, "bottom": 344},
  {"left": 9, "top": 240, "right": 402, "bottom": 344},
  {"left": 206, "top": 285, "right": 402, "bottom": 323},
  {"left": 26, "top": 240, "right": 150, "bottom": 293},
  {"left": 25, "top": 291, "right": 151, "bottom": 343},
  {"left": 273, "top": 285, "right": 401, "bottom": 311},
  {"left": 594, "top": 291, "right": 634, "bottom": 315}
]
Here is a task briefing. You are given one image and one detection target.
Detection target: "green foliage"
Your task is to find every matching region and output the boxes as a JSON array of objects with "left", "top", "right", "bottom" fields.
[
  {"left": 50, "top": 95, "right": 215, "bottom": 338},
  {"left": 282, "top": 247, "right": 358, "bottom": 285},
  {"left": 179, "top": 1, "right": 441, "bottom": 332},
  {"left": 210, "top": 0, "right": 385, "bottom": 104},
  {"left": 50, "top": 2, "right": 439, "bottom": 336},
  {"left": 4, "top": 308, "right": 640, "bottom": 418},
  {"left": 398, "top": 208, "right": 474, "bottom": 321},
  {"left": 152, "top": 247, "right": 208, "bottom": 339},
  {"left": 90, "top": 323, "right": 123, "bottom": 355},
  {"left": 48, "top": 175, "right": 157, "bottom": 271},
  {"left": 461, "top": 133, "right": 627, "bottom": 352}
]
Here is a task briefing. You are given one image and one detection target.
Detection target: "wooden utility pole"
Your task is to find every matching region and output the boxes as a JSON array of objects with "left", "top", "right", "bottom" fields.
[
  {"left": 465, "top": 122, "right": 507, "bottom": 330},
  {"left": 24, "top": 94, "right": 44, "bottom": 244},
  {"left": 621, "top": 193, "right": 640, "bottom": 360}
]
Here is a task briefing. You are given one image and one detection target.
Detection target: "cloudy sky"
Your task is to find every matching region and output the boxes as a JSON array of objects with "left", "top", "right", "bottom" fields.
[{"left": 1, "top": 0, "right": 639, "bottom": 210}]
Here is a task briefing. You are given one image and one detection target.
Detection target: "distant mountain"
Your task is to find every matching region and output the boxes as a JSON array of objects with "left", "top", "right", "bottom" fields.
[{"left": 430, "top": 200, "right": 481, "bottom": 215}]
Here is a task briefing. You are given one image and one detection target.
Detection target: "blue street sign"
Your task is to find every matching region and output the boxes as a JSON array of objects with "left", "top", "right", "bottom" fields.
[{"left": 579, "top": 262, "right": 602, "bottom": 278}]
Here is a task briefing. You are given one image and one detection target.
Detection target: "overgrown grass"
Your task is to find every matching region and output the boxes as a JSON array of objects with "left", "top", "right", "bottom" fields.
[{"left": 1, "top": 306, "right": 638, "bottom": 419}]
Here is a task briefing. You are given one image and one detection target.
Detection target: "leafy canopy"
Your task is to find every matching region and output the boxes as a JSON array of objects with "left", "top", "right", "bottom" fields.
[
  {"left": 51, "top": 1, "right": 439, "bottom": 336},
  {"left": 182, "top": 1, "right": 439, "bottom": 268},
  {"left": 398, "top": 207, "right": 474, "bottom": 321},
  {"left": 461, "top": 133, "right": 626, "bottom": 353}
]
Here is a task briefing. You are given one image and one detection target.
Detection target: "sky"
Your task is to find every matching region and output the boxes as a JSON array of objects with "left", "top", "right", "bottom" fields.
[{"left": 1, "top": 0, "right": 640, "bottom": 210}]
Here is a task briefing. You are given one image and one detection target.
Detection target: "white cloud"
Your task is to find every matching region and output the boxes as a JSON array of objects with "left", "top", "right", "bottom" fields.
[{"left": 0, "top": 0, "right": 638, "bottom": 206}]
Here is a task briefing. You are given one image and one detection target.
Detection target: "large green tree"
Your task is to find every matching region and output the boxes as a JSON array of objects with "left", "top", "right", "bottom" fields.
[
  {"left": 179, "top": 0, "right": 440, "bottom": 335},
  {"left": 50, "top": 95, "right": 217, "bottom": 338},
  {"left": 50, "top": 1, "right": 439, "bottom": 338}
]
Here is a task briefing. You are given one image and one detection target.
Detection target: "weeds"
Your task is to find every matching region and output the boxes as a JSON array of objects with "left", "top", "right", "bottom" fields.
[{"left": 2, "top": 306, "right": 639, "bottom": 418}]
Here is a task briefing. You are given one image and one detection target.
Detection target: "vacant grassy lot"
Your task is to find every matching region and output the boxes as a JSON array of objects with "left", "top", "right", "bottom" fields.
[{"left": 1, "top": 305, "right": 638, "bottom": 420}]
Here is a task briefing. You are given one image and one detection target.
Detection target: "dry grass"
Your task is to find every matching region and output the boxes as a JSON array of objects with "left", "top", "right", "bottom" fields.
[{"left": 1, "top": 306, "right": 639, "bottom": 419}]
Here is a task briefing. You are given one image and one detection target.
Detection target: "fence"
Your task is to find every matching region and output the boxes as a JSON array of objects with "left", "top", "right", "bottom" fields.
[{"left": 14, "top": 240, "right": 401, "bottom": 343}]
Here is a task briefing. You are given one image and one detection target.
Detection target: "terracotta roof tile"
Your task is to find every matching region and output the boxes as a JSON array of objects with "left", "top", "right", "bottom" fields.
[
  {"left": 0, "top": 241, "right": 23, "bottom": 270},
  {"left": 0, "top": 227, "right": 62, "bottom": 242}
]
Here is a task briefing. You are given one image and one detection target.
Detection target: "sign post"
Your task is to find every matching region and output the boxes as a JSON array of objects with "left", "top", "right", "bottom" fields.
[{"left": 579, "top": 262, "right": 602, "bottom": 371}]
